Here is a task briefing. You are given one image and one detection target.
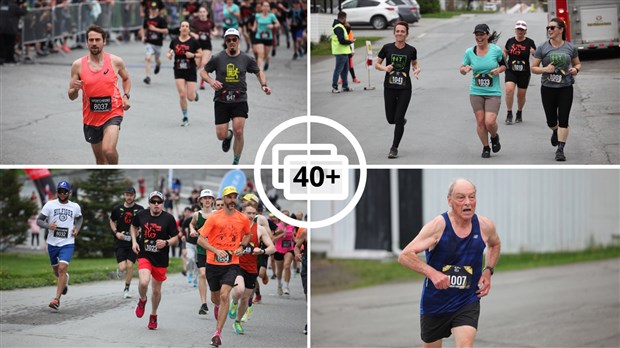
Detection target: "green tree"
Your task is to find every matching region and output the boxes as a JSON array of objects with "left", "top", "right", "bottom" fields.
[
  {"left": 418, "top": 0, "right": 440, "bottom": 14},
  {"left": 77, "top": 170, "right": 127, "bottom": 258},
  {"left": 0, "top": 170, "right": 38, "bottom": 250}
]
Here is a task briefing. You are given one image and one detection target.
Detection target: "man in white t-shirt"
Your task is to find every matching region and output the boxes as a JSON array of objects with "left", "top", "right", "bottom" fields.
[{"left": 37, "top": 181, "right": 83, "bottom": 310}]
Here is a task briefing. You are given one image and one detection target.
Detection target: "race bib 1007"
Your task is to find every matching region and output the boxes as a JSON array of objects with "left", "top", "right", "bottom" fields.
[{"left": 442, "top": 265, "right": 473, "bottom": 290}]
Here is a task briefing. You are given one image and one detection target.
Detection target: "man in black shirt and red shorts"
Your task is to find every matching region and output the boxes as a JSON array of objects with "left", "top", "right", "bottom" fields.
[
  {"left": 130, "top": 191, "right": 179, "bottom": 330},
  {"left": 109, "top": 186, "right": 144, "bottom": 299}
]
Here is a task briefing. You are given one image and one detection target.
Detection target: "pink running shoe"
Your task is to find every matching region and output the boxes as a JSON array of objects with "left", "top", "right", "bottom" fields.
[{"left": 210, "top": 330, "right": 222, "bottom": 347}]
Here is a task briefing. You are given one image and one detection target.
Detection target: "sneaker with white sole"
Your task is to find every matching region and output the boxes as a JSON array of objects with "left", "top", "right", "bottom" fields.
[
  {"left": 123, "top": 289, "right": 132, "bottom": 299},
  {"left": 283, "top": 287, "right": 290, "bottom": 295}
]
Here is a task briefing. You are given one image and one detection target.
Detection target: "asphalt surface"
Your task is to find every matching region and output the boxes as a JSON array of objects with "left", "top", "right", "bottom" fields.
[
  {"left": 1, "top": 262, "right": 307, "bottom": 347},
  {"left": 311, "top": 258, "right": 620, "bottom": 347},
  {"left": 0, "top": 35, "right": 307, "bottom": 165},
  {"left": 311, "top": 12, "right": 620, "bottom": 164}
]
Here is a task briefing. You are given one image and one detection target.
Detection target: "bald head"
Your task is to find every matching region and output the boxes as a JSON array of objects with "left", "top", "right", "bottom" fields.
[{"left": 447, "top": 179, "right": 476, "bottom": 198}]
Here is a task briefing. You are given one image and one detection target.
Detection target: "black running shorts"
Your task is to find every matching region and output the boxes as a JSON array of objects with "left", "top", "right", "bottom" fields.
[
  {"left": 83, "top": 116, "right": 122, "bottom": 144},
  {"left": 505, "top": 69, "right": 531, "bottom": 89},
  {"left": 173, "top": 68, "right": 197, "bottom": 82},
  {"left": 420, "top": 301, "right": 480, "bottom": 343},
  {"left": 115, "top": 246, "right": 137, "bottom": 264},
  {"left": 214, "top": 101, "right": 248, "bottom": 125},
  {"left": 239, "top": 268, "right": 258, "bottom": 290},
  {"left": 205, "top": 263, "right": 240, "bottom": 292},
  {"left": 196, "top": 252, "right": 206, "bottom": 268},
  {"left": 273, "top": 250, "right": 293, "bottom": 261}
]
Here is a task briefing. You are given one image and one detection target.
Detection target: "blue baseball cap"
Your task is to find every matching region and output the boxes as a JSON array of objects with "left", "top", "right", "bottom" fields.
[{"left": 57, "top": 181, "right": 72, "bottom": 191}]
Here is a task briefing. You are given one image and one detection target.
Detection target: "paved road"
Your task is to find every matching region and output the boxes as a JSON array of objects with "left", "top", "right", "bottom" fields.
[
  {"left": 311, "top": 258, "right": 620, "bottom": 347},
  {"left": 0, "top": 36, "right": 307, "bottom": 165},
  {"left": 1, "top": 265, "right": 307, "bottom": 347},
  {"left": 311, "top": 13, "right": 620, "bottom": 164}
]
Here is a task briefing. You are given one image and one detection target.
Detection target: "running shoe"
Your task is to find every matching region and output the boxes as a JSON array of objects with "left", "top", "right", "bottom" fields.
[
  {"left": 270, "top": 274, "right": 276, "bottom": 279},
  {"left": 253, "top": 293, "right": 262, "bottom": 304},
  {"left": 491, "top": 134, "right": 501, "bottom": 153},
  {"left": 148, "top": 314, "right": 158, "bottom": 330},
  {"left": 135, "top": 297, "right": 147, "bottom": 318},
  {"left": 123, "top": 289, "right": 132, "bottom": 299},
  {"left": 49, "top": 298, "right": 60, "bottom": 310},
  {"left": 233, "top": 320, "right": 244, "bottom": 334},
  {"left": 551, "top": 130, "right": 558, "bottom": 146},
  {"left": 304, "top": 324, "right": 307, "bottom": 335},
  {"left": 388, "top": 147, "right": 398, "bottom": 159},
  {"left": 555, "top": 148, "right": 566, "bottom": 161},
  {"left": 515, "top": 110, "right": 522, "bottom": 123},
  {"left": 193, "top": 277, "right": 198, "bottom": 288},
  {"left": 221, "top": 129, "right": 233, "bottom": 152},
  {"left": 342, "top": 87, "right": 353, "bottom": 92},
  {"left": 353, "top": 78, "right": 361, "bottom": 84},
  {"left": 505, "top": 111, "right": 513, "bottom": 124},
  {"left": 194, "top": 91, "right": 199, "bottom": 102},
  {"left": 181, "top": 117, "right": 189, "bottom": 127},
  {"left": 199, "top": 303, "right": 209, "bottom": 315},
  {"left": 214, "top": 305, "right": 219, "bottom": 320},
  {"left": 154, "top": 64, "right": 161, "bottom": 75},
  {"left": 187, "top": 273, "right": 193, "bottom": 283},
  {"left": 200, "top": 84, "right": 205, "bottom": 90},
  {"left": 62, "top": 273, "right": 69, "bottom": 295},
  {"left": 283, "top": 287, "right": 290, "bottom": 295},
  {"left": 241, "top": 306, "right": 252, "bottom": 322},
  {"left": 264, "top": 62, "right": 269, "bottom": 71},
  {"left": 293, "top": 52, "right": 298, "bottom": 60},
  {"left": 210, "top": 330, "right": 222, "bottom": 347},
  {"left": 228, "top": 302, "right": 238, "bottom": 319},
  {"left": 143, "top": 76, "right": 151, "bottom": 85},
  {"left": 338, "top": 78, "right": 342, "bottom": 84},
  {"left": 331, "top": 88, "right": 341, "bottom": 94},
  {"left": 261, "top": 273, "right": 269, "bottom": 285},
  {"left": 277, "top": 286, "right": 283, "bottom": 296},
  {"left": 481, "top": 146, "right": 491, "bottom": 158},
  {"left": 116, "top": 269, "right": 122, "bottom": 279}
]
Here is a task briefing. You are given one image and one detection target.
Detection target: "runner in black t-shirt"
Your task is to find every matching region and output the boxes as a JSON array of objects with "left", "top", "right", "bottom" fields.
[
  {"left": 375, "top": 21, "right": 420, "bottom": 159},
  {"left": 130, "top": 191, "right": 179, "bottom": 330},
  {"left": 109, "top": 187, "right": 144, "bottom": 299},
  {"left": 503, "top": 20, "right": 536, "bottom": 124},
  {"left": 142, "top": 3, "right": 169, "bottom": 85},
  {"left": 168, "top": 20, "right": 202, "bottom": 127}
]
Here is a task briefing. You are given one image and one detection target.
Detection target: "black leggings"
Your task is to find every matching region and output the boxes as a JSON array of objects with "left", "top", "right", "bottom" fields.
[
  {"left": 541, "top": 85, "right": 573, "bottom": 128},
  {"left": 384, "top": 88, "right": 411, "bottom": 149}
]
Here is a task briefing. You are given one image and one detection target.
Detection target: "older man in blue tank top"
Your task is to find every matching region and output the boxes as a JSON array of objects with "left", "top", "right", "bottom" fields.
[{"left": 399, "top": 178, "right": 501, "bottom": 347}]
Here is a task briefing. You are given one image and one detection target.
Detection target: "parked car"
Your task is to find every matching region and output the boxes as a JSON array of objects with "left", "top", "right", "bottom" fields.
[
  {"left": 340, "top": 0, "right": 400, "bottom": 30},
  {"left": 391, "top": 0, "right": 421, "bottom": 23}
]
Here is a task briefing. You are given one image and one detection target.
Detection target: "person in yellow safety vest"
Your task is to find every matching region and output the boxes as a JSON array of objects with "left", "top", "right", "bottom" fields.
[
  {"left": 331, "top": 11, "right": 353, "bottom": 94},
  {"left": 339, "top": 23, "right": 361, "bottom": 85}
]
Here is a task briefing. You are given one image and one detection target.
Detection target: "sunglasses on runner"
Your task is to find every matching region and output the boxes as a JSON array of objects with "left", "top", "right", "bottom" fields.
[
  {"left": 225, "top": 37, "right": 238, "bottom": 43},
  {"left": 57, "top": 189, "right": 69, "bottom": 195},
  {"left": 546, "top": 26, "right": 559, "bottom": 31},
  {"left": 150, "top": 200, "right": 163, "bottom": 205}
]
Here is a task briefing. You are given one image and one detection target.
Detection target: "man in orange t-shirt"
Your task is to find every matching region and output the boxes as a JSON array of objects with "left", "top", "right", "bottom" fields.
[{"left": 198, "top": 185, "right": 251, "bottom": 347}]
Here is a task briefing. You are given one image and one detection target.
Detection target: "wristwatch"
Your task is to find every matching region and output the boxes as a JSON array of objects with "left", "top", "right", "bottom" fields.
[
  {"left": 124, "top": 93, "right": 130, "bottom": 99},
  {"left": 165, "top": 240, "right": 169, "bottom": 247},
  {"left": 484, "top": 266, "right": 494, "bottom": 275}
]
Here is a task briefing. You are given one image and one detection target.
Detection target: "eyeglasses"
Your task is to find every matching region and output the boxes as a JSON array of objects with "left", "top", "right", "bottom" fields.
[
  {"left": 57, "top": 190, "right": 69, "bottom": 195},
  {"left": 546, "top": 26, "right": 559, "bottom": 31},
  {"left": 150, "top": 200, "right": 163, "bottom": 205},
  {"left": 225, "top": 37, "right": 239, "bottom": 43}
]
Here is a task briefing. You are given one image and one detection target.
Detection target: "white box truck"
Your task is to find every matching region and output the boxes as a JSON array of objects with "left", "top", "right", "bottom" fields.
[{"left": 547, "top": 0, "right": 620, "bottom": 50}]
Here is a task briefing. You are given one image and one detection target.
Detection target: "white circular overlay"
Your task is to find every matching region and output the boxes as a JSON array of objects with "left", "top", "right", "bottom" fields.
[{"left": 254, "top": 115, "right": 367, "bottom": 229}]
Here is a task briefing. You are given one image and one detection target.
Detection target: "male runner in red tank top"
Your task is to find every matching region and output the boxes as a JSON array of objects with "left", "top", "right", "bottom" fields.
[{"left": 68, "top": 25, "right": 131, "bottom": 164}]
